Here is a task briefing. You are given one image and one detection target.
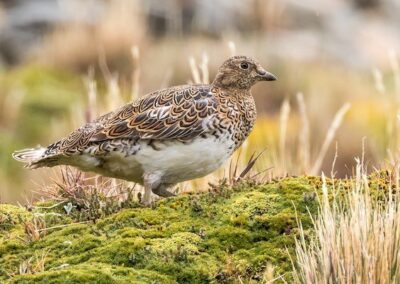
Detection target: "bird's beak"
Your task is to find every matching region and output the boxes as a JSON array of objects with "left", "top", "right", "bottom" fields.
[{"left": 257, "top": 68, "right": 277, "bottom": 81}]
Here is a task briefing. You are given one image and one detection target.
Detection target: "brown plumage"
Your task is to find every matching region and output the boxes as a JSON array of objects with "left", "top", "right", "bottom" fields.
[{"left": 13, "top": 56, "right": 276, "bottom": 204}]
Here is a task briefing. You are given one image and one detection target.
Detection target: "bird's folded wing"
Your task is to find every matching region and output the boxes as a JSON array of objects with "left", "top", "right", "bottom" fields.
[
  {"left": 49, "top": 85, "right": 221, "bottom": 155},
  {"left": 91, "top": 88, "right": 219, "bottom": 142}
]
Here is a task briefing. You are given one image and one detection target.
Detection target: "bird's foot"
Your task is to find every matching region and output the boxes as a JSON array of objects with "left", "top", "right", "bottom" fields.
[
  {"left": 152, "top": 185, "right": 177, "bottom": 198},
  {"left": 141, "top": 198, "right": 153, "bottom": 207},
  {"left": 138, "top": 191, "right": 154, "bottom": 207}
]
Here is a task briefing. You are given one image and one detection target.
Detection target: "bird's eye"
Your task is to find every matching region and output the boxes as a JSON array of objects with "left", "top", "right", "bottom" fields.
[{"left": 240, "top": 62, "right": 249, "bottom": 70}]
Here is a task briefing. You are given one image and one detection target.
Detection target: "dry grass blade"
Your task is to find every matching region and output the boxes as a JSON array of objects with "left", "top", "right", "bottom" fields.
[
  {"left": 228, "top": 150, "right": 242, "bottom": 183},
  {"left": 200, "top": 53, "right": 209, "bottom": 84},
  {"left": 389, "top": 49, "right": 400, "bottom": 100},
  {"left": 279, "top": 99, "right": 290, "bottom": 173},
  {"left": 83, "top": 67, "right": 97, "bottom": 122},
  {"left": 188, "top": 54, "right": 209, "bottom": 85},
  {"left": 99, "top": 49, "right": 122, "bottom": 110},
  {"left": 330, "top": 141, "right": 339, "bottom": 179},
  {"left": 388, "top": 49, "right": 400, "bottom": 155},
  {"left": 3, "top": 89, "right": 25, "bottom": 129},
  {"left": 131, "top": 45, "right": 141, "bottom": 100},
  {"left": 189, "top": 56, "right": 201, "bottom": 84},
  {"left": 372, "top": 68, "right": 386, "bottom": 94},
  {"left": 310, "top": 103, "right": 351, "bottom": 175},
  {"left": 296, "top": 92, "right": 310, "bottom": 172},
  {"left": 228, "top": 41, "right": 236, "bottom": 56},
  {"left": 235, "top": 151, "right": 265, "bottom": 183},
  {"left": 248, "top": 166, "right": 274, "bottom": 181}
]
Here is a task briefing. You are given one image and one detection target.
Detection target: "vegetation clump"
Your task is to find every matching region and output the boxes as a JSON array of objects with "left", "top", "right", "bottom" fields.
[
  {"left": 0, "top": 177, "right": 321, "bottom": 283},
  {"left": 0, "top": 173, "right": 394, "bottom": 283}
]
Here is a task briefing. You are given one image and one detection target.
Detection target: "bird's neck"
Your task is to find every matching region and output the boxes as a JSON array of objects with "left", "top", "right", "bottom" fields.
[
  {"left": 212, "top": 73, "right": 252, "bottom": 91},
  {"left": 211, "top": 85, "right": 253, "bottom": 99},
  {"left": 212, "top": 86, "right": 256, "bottom": 120}
]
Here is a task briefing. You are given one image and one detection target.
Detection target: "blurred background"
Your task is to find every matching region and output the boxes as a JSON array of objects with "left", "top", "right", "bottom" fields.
[{"left": 1, "top": 0, "right": 400, "bottom": 203}]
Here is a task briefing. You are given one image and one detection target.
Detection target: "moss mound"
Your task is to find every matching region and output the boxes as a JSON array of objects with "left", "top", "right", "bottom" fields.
[{"left": 0, "top": 177, "right": 333, "bottom": 283}]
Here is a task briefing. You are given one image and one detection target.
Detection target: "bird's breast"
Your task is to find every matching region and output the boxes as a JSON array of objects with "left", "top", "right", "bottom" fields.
[{"left": 218, "top": 94, "right": 256, "bottom": 150}]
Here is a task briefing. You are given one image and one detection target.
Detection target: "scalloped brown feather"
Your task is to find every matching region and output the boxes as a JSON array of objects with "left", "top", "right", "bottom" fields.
[{"left": 43, "top": 84, "right": 219, "bottom": 156}]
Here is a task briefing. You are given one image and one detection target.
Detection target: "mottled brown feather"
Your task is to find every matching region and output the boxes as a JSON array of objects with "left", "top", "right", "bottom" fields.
[{"left": 45, "top": 84, "right": 222, "bottom": 156}]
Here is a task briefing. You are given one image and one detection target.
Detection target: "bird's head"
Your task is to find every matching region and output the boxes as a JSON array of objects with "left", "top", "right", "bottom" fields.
[{"left": 212, "top": 56, "right": 276, "bottom": 90}]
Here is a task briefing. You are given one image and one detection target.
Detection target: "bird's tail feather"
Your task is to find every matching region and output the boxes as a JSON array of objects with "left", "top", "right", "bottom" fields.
[{"left": 12, "top": 147, "right": 50, "bottom": 169}]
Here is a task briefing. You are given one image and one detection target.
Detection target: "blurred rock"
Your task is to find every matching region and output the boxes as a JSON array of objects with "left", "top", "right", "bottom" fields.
[
  {"left": 273, "top": 0, "right": 400, "bottom": 67},
  {"left": 0, "top": 0, "right": 399, "bottom": 68},
  {"left": 0, "top": 0, "right": 105, "bottom": 65}
]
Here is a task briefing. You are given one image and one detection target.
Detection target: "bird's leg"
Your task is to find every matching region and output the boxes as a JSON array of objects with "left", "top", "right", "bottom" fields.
[
  {"left": 152, "top": 184, "right": 176, "bottom": 198},
  {"left": 142, "top": 183, "right": 152, "bottom": 206},
  {"left": 142, "top": 172, "right": 162, "bottom": 206}
]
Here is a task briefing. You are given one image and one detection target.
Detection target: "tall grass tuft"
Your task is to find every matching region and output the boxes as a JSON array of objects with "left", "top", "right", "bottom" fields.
[{"left": 293, "top": 165, "right": 400, "bottom": 283}]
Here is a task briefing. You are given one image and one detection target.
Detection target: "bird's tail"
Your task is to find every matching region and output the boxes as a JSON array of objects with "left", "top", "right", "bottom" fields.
[{"left": 12, "top": 147, "right": 56, "bottom": 169}]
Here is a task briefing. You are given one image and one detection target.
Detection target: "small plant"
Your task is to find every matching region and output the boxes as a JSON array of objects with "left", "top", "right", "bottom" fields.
[
  {"left": 18, "top": 250, "right": 48, "bottom": 276},
  {"left": 23, "top": 214, "right": 46, "bottom": 242},
  {"left": 0, "top": 211, "right": 14, "bottom": 231},
  {"left": 37, "top": 167, "right": 139, "bottom": 222}
]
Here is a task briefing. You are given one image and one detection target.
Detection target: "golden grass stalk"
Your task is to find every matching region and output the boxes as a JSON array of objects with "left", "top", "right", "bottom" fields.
[
  {"left": 2, "top": 89, "right": 25, "bottom": 129},
  {"left": 279, "top": 99, "right": 290, "bottom": 174},
  {"left": 330, "top": 141, "right": 339, "bottom": 179},
  {"left": 189, "top": 55, "right": 209, "bottom": 85},
  {"left": 199, "top": 53, "right": 209, "bottom": 84},
  {"left": 131, "top": 46, "right": 140, "bottom": 100},
  {"left": 372, "top": 68, "right": 386, "bottom": 94},
  {"left": 310, "top": 103, "right": 351, "bottom": 175},
  {"left": 83, "top": 67, "right": 97, "bottom": 122},
  {"left": 388, "top": 49, "right": 400, "bottom": 157},
  {"left": 189, "top": 56, "right": 201, "bottom": 84},
  {"left": 227, "top": 150, "right": 265, "bottom": 184},
  {"left": 293, "top": 169, "right": 400, "bottom": 283},
  {"left": 228, "top": 41, "right": 236, "bottom": 56},
  {"left": 99, "top": 49, "right": 122, "bottom": 111},
  {"left": 106, "top": 74, "right": 121, "bottom": 111},
  {"left": 389, "top": 49, "right": 400, "bottom": 100},
  {"left": 296, "top": 92, "right": 310, "bottom": 172}
]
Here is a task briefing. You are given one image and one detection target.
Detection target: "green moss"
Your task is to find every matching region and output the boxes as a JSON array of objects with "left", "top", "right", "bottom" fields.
[
  {"left": 0, "top": 204, "right": 31, "bottom": 238},
  {"left": 8, "top": 263, "right": 175, "bottom": 284},
  {"left": 2, "top": 175, "right": 389, "bottom": 282}
]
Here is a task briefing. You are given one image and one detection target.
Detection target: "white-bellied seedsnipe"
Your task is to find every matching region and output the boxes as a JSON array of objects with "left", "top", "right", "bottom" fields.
[{"left": 13, "top": 56, "right": 276, "bottom": 205}]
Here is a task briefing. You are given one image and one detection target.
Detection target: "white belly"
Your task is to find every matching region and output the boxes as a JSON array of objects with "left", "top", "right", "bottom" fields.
[
  {"left": 138, "top": 137, "right": 234, "bottom": 183},
  {"left": 75, "top": 136, "right": 235, "bottom": 184}
]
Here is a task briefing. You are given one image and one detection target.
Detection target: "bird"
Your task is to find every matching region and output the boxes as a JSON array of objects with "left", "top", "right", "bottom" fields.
[{"left": 13, "top": 55, "right": 276, "bottom": 205}]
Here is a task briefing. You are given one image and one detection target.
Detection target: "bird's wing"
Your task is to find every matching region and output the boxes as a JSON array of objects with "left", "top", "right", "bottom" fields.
[{"left": 47, "top": 85, "right": 220, "bottom": 155}]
